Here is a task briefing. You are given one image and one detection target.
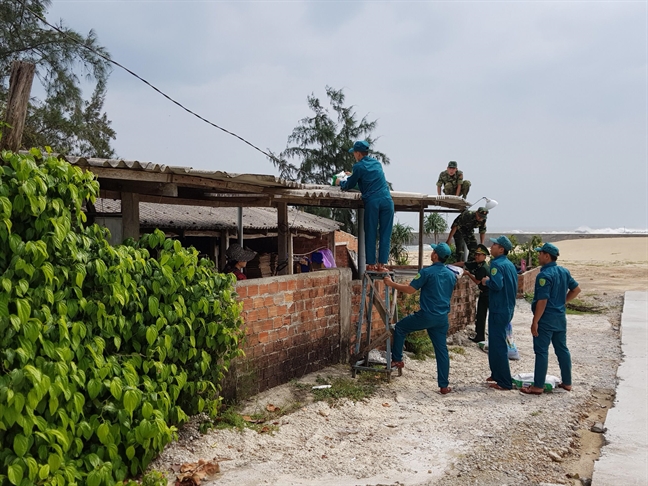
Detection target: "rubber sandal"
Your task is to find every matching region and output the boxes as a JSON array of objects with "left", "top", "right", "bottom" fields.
[
  {"left": 440, "top": 387, "right": 452, "bottom": 395},
  {"left": 485, "top": 376, "right": 495, "bottom": 382},
  {"left": 558, "top": 383, "right": 572, "bottom": 391},
  {"left": 488, "top": 383, "right": 511, "bottom": 391},
  {"left": 519, "top": 386, "right": 544, "bottom": 395},
  {"left": 390, "top": 361, "right": 404, "bottom": 369}
]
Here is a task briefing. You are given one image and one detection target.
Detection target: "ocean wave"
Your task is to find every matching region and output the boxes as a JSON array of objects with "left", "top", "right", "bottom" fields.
[{"left": 501, "top": 227, "right": 647, "bottom": 235}]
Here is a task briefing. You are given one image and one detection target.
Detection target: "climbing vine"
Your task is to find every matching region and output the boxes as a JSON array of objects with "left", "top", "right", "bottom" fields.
[{"left": 0, "top": 150, "right": 244, "bottom": 485}]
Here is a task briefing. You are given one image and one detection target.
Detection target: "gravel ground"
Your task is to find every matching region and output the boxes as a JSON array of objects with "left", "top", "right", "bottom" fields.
[{"left": 150, "top": 294, "right": 622, "bottom": 486}]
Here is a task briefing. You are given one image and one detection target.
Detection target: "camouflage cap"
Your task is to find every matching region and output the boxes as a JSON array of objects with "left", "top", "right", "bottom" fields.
[
  {"left": 476, "top": 207, "right": 488, "bottom": 219},
  {"left": 447, "top": 161, "right": 458, "bottom": 168},
  {"left": 535, "top": 242, "right": 559, "bottom": 257},
  {"left": 475, "top": 244, "right": 490, "bottom": 256}
]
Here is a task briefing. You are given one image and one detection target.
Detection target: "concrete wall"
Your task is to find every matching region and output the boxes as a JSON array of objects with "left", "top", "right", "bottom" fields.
[{"left": 222, "top": 269, "right": 476, "bottom": 400}]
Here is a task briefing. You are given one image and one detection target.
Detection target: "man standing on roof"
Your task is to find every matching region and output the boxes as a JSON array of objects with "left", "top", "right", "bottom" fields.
[
  {"left": 437, "top": 161, "right": 471, "bottom": 199},
  {"left": 520, "top": 243, "right": 581, "bottom": 395},
  {"left": 383, "top": 243, "right": 456, "bottom": 395},
  {"left": 336, "top": 140, "right": 393, "bottom": 272},
  {"left": 446, "top": 207, "right": 488, "bottom": 262},
  {"left": 481, "top": 235, "right": 518, "bottom": 391}
]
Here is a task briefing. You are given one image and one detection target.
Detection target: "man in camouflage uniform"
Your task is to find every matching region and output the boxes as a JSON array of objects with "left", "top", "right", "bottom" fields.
[
  {"left": 436, "top": 161, "right": 471, "bottom": 199},
  {"left": 446, "top": 207, "right": 488, "bottom": 262}
]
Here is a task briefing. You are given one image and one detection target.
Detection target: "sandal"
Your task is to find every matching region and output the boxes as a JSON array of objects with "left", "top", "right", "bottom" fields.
[
  {"left": 390, "top": 361, "right": 404, "bottom": 369},
  {"left": 520, "top": 385, "right": 544, "bottom": 395},
  {"left": 558, "top": 383, "right": 572, "bottom": 392},
  {"left": 488, "top": 383, "right": 511, "bottom": 391},
  {"left": 440, "top": 387, "right": 452, "bottom": 395},
  {"left": 485, "top": 376, "right": 495, "bottom": 382}
]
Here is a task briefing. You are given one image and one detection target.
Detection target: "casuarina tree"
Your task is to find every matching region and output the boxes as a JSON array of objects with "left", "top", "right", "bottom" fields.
[
  {"left": 269, "top": 86, "right": 390, "bottom": 234},
  {"left": 0, "top": 0, "right": 116, "bottom": 157}
]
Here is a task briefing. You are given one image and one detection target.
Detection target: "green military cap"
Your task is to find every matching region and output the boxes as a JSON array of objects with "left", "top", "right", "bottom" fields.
[
  {"left": 535, "top": 242, "right": 559, "bottom": 256},
  {"left": 447, "top": 161, "right": 458, "bottom": 168},
  {"left": 490, "top": 235, "right": 513, "bottom": 251},
  {"left": 475, "top": 244, "right": 490, "bottom": 256},
  {"left": 476, "top": 207, "right": 488, "bottom": 219}
]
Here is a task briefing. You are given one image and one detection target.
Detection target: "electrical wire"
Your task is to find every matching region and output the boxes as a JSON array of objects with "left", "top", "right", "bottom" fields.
[{"left": 14, "top": 0, "right": 278, "bottom": 161}]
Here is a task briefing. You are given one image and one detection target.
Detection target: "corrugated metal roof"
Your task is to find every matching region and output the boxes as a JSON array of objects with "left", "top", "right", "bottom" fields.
[
  {"left": 64, "top": 156, "right": 469, "bottom": 211},
  {"left": 93, "top": 198, "right": 340, "bottom": 233}
]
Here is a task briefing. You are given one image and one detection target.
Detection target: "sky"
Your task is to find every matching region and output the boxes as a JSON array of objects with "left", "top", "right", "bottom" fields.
[{"left": 46, "top": 0, "right": 647, "bottom": 232}]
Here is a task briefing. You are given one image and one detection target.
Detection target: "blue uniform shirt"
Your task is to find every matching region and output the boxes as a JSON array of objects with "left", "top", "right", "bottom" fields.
[
  {"left": 409, "top": 262, "right": 456, "bottom": 317},
  {"left": 340, "top": 156, "right": 391, "bottom": 201},
  {"left": 532, "top": 262, "right": 579, "bottom": 330},
  {"left": 485, "top": 254, "right": 518, "bottom": 320}
]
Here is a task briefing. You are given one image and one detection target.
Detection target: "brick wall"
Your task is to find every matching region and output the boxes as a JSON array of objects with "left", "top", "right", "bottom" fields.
[
  {"left": 222, "top": 270, "right": 350, "bottom": 400},
  {"left": 517, "top": 267, "right": 540, "bottom": 297},
  {"left": 221, "top": 268, "right": 476, "bottom": 401}
]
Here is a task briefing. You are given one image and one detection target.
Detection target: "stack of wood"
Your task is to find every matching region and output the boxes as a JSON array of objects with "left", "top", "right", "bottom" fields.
[{"left": 246, "top": 253, "right": 277, "bottom": 278}]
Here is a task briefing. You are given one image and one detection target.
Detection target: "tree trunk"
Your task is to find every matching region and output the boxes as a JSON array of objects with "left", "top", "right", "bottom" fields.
[{"left": 1, "top": 61, "right": 36, "bottom": 153}]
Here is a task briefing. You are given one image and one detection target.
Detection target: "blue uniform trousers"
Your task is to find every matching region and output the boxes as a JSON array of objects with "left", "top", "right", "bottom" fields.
[
  {"left": 364, "top": 197, "right": 394, "bottom": 265},
  {"left": 488, "top": 312, "right": 512, "bottom": 389},
  {"left": 533, "top": 326, "right": 571, "bottom": 388},
  {"left": 391, "top": 311, "right": 449, "bottom": 388}
]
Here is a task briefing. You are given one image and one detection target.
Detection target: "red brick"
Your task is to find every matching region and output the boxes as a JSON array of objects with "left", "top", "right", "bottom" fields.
[
  {"left": 247, "top": 285, "right": 259, "bottom": 297},
  {"left": 257, "top": 307, "right": 268, "bottom": 319},
  {"left": 268, "top": 282, "right": 279, "bottom": 294},
  {"left": 258, "top": 331, "right": 270, "bottom": 343}
]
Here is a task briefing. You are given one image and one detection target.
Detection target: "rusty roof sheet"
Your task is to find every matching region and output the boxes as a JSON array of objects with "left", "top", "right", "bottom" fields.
[
  {"left": 93, "top": 198, "right": 340, "bottom": 233},
  {"left": 63, "top": 156, "right": 470, "bottom": 211}
]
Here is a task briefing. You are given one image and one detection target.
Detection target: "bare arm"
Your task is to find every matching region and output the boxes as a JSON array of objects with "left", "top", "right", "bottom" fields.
[
  {"left": 480, "top": 233, "right": 485, "bottom": 244},
  {"left": 566, "top": 286, "right": 581, "bottom": 303},
  {"left": 531, "top": 299, "right": 547, "bottom": 337},
  {"left": 383, "top": 276, "right": 417, "bottom": 295},
  {"left": 446, "top": 226, "right": 457, "bottom": 244}
]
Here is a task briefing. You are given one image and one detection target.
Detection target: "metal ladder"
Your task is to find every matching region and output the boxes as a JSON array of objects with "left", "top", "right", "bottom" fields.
[{"left": 351, "top": 270, "right": 401, "bottom": 381}]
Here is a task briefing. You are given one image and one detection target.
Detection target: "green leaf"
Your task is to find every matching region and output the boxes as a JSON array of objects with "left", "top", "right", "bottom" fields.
[
  {"left": 16, "top": 298, "right": 31, "bottom": 324},
  {"left": 110, "top": 378, "right": 123, "bottom": 400},
  {"left": 123, "top": 390, "right": 139, "bottom": 417},
  {"left": 13, "top": 433, "right": 29, "bottom": 457},
  {"left": 148, "top": 296, "right": 159, "bottom": 316},
  {"left": 7, "top": 464, "right": 23, "bottom": 485},
  {"left": 126, "top": 445, "right": 136, "bottom": 460},
  {"left": 38, "top": 465, "right": 50, "bottom": 480},
  {"left": 88, "top": 378, "right": 102, "bottom": 399},
  {"left": 145, "top": 326, "right": 158, "bottom": 346},
  {"left": 97, "top": 422, "right": 110, "bottom": 445},
  {"left": 87, "top": 470, "right": 102, "bottom": 486}
]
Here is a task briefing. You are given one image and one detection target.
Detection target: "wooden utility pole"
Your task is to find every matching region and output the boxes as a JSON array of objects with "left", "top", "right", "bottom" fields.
[{"left": 0, "top": 61, "right": 35, "bottom": 152}]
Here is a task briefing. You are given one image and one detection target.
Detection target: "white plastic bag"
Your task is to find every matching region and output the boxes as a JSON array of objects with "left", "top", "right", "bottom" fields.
[
  {"left": 512, "top": 373, "right": 562, "bottom": 392},
  {"left": 506, "top": 322, "right": 520, "bottom": 360}
]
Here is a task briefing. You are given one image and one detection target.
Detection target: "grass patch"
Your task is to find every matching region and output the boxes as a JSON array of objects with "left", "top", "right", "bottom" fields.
[
  {"left": 293, "top": 374, "right": 381, "bottom": 405},
  {"left": 523, "top": 292, "right": 534, "bottom": 303},
  {"left": 405, "top": 330, "right": 435, "bottom": 360},
  {"left": 204, "top": 405, "right": 286, "bottom": 434},
  {"left": 566, "top": 298, "right": 603, "bottom": 314},
  {"left": 530, "top": 410, "right": 542, "bottom": 417},
  {"left": 449, "top": 346, "right": 466, "bottom": 355}
]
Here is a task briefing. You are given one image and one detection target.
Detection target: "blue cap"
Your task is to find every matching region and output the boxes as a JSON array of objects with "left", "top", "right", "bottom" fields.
[
  {"left": 535, "top": 242, "right": 559, "bottom": 257},
  {"left": 489, "top": 235, "right": 513, "bottom": 252},
  {"left": 348, "top": 140, "right": 370, "bottom": 153},
  {"left": 430, "top": 242, "right": 451, "bottom": 259}
]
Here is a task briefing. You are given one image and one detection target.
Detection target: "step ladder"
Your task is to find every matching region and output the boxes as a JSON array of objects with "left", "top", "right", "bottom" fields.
[{"left": 351, "top": 270, "right": 402, "bottom": 381}]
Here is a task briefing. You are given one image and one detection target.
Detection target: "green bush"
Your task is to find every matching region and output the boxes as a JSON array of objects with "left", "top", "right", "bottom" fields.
[{"left": 0, "top": 150, "right": 244, "bottom": 485}]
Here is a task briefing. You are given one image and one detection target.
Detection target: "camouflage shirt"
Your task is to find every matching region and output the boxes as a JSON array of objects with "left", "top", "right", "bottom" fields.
[
  {"left": 451, "top": 210, "right": 487, "bottom": 235},
  {"left": 436, "top": 169, "right": 464, "bottom": 189}
]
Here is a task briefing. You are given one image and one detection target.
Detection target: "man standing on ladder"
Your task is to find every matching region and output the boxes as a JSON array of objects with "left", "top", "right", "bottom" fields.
[{"left": 383, "top": 243, "right": 456, "bottom": 395}]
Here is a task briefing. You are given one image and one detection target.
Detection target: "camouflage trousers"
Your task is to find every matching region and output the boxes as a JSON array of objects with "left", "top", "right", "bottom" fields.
[
  {"left": 453, "top": 230, "right": 479, "bottom": 262},
  {"left": 442, "top": 180, "right": 471, "bottom": 199}
]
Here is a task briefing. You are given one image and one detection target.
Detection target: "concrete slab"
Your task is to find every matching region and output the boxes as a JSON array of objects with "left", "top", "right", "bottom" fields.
[{"left": 593, "top": 291, "right": 648, "bottom": 486}]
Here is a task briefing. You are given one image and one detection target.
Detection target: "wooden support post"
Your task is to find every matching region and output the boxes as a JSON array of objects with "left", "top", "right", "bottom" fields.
[
  {"left": 121, "top": 192, "right": 140, "bottom": 241},
  {"left": 219, "top": 231, "right": 228, "bottom": 271},
  {"left": 0, "top": 61, "right": 35, "bottom": 153},
  {"left": 418, "top": 206, "right": 425, "bottom": 270},
  {"left": 277, "top": 202, "right": 289, "bottom": 275}
]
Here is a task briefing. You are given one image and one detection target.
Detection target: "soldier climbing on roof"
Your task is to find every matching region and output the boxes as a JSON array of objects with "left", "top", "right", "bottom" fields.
[
  {"left": 446, "top": 207, "right": 488, "bottom": 262},
  {"left": 436, "top": 161, "right": 471, "bottom": 199}
]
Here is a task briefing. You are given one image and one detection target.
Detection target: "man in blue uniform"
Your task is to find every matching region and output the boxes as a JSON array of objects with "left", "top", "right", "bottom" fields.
[
  {"left": 336, "top": 140, "right": 394, "bottom": 272},
  {"left": 383, "top": 243, "right": 457, "bottom": 395},
  {"left": 520, "top": 243, "right": 581, "bottom": 395},
  {"left": 481, "top": 235, "right": 518, "bottom": 390}
]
